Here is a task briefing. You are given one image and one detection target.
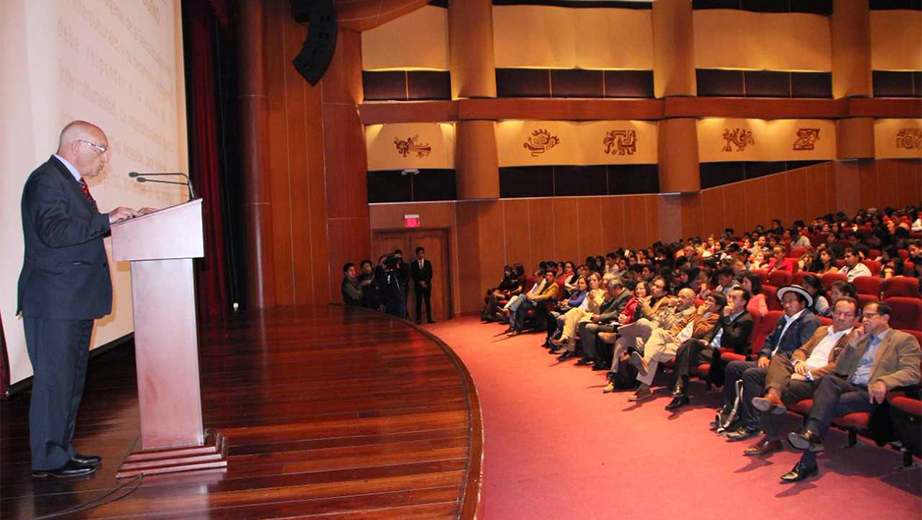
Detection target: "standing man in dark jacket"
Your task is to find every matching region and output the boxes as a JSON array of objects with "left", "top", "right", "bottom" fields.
[
  {"left": 18, "top": 121, "right": 138, "bottom": 478},
  {"left": 410, "top": 246, "right": 434, "bottom": 324}
]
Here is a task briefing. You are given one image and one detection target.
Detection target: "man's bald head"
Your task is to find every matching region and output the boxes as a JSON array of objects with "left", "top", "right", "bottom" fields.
[
  {"left": 677, "top": 287, "right": 696, "bottom": 309},
  {"left": 57, "top": 121, "right": 109, "bottom": 179}
]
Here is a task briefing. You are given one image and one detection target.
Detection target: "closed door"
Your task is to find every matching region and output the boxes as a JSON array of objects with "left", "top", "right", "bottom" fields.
[{"left": 372, "top": 229, "right": 451, "bottom": 322}]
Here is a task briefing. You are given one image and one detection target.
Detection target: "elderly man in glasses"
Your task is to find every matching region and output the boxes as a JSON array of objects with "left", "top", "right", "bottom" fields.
[{"left": 18, "top": 121, "right": 139, "bottom": 478}]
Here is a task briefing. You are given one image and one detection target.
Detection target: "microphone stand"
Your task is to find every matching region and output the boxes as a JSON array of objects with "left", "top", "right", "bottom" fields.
[{"left": 129, "top": 172, "right": 196, "bottom": 200}]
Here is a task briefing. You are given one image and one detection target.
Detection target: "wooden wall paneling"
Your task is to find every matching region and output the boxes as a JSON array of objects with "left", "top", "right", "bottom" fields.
[
  {"left": 456, "top": 98, "right": 665, "bottom": 121},
  {"left": 893, "top": 160, "right": 922, "bottom": 207},
  {"left": 477, "top": 202, "right": 506, "bottom": 303},
  {"left": 875, "top": 160, "right": 900, "bottom": 210},
  {"left": 553, "top": 199, "right": 581, "bottom": 261},
  {"left": 305, "top": 82, "right": 330, "bottom": 305},
  {"left": 803, "top": 163, "right": 830, "bottom": 219},
  {"left": 824, "top": 162, "right": 837, "bottom": 218},
  {"left": 283, "top": 16, "right": 316, "bottom": 305},
  {"left": 527, "top": 199, "right": 557, "bottom": 269},
  {"left": 785, "top": 169, "right": 808, "bottom": 225},
  {"left": 358, "top": 101, "right": 459, "bottom": 125},
  {"left": 857, "top": 160, "right": 880, "bottom": 211},
  {"left": 656, "top": 194, "right": 683, "bottom": 244},
  {"left": 577, "top": 198, "right": 603, "bottom": 260},
  {"left": 455, "top": 202, "right": 483, "bottom": 313},
  {"left": 663, "top": 97, "right": 847, "bottom": 119},
  {"left": 622, "top": 195, "right": 650, "bottom": 249},
  {"left": 680, "top": 193, "right": 703, "bottom": 240},
  {"left": 502, "top": 199, "right": 530, "bottom": 266},
  {"left": 643, "top": 195, "right": 661, "bottom": 247},
  {"left": 847, "top": 98, "right": 922, "bottom": 118},
  {"left": 600, "top": 196, "right": 626, "bottom": 253},
  {"left": 723, "top": 183, "right": 747, "bottom": 237},
  {"left": 743, "top": 177, "right": 769, "bottom": 232},
  {"left": 266, "top": 0, "right": 294, "bottom": 305},
  {"left": 833, "top": 161, "right": 861, "bottom": 216},
  {"left": 764, "top": 174, "right": 788, "bottom": 227},
  {"left": 700, "top": 188, "right": 725, "bottom": 238}
]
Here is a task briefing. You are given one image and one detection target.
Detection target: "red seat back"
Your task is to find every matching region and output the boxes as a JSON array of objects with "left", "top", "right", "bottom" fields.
[
  {"left": 856, "top": 293, "right": 880, "bottom": 309},
  {"left": 885, "top": 297, "right": 922, "bottom": 332},
  {"left": 763, "top": 285, "right": 782, "bottom": 311},
  {"left": 820, "top": 272, "right": 848, "bottom": 290},
  {"left": 898, "top": 249, "right": 910, "bottom": 260},
  {"left": 817, "top": 316, "right": 833, "bottom": 327},
  {"left": 862, "top": 260, "right": 882, "bottom": 276},
  {"left": 854, "top": 276, "right": 882, "bottom": 297},
  {"left": 752, "top": 269, "right": 769, "bottom": 284},
  {"left": 882, "top": 276, "right": 919, "bottom": 299},
  {"left": 790, "top": 247, "right": 809, "bottom": 259},
  {"left": 901, "top": 329, "right": 922, "bottom": 347},
  {"left": 768, "top": 270, "right": 792, "bottom": 287},
  {"left": 792, "top": 271, "right": 813, "bottom": 286},
  {"left": 869, "top": 249, "right": 881, "bottom": 260},
  {"left": 751, "top": 311, "right": 783, "bottom": 354}
]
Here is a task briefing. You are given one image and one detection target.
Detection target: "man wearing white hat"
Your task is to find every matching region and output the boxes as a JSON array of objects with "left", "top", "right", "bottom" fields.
[{"left": 717, "top": 285, "right": 821, "bottom": 441}]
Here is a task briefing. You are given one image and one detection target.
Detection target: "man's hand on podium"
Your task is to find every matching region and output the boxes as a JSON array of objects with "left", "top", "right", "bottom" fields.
[
  {"left": 138, "top": 207, "right": 158, "bottom": 216},
  {"left": 109, "top": 207, "right": 139, "bottom": 223}
]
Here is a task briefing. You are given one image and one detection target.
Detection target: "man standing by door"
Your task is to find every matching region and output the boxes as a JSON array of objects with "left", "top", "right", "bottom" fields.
[{"left": 411, "top": 246, "right": 435, "bottom": 324}]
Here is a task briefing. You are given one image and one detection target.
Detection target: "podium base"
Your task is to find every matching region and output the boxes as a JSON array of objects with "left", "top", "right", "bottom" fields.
[{"left": 117, "top": 430, "right": 228, "bottom": 479}]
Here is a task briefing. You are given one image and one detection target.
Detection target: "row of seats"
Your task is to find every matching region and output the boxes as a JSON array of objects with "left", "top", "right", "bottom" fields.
[{"left": 751, "top": 271, "right": 919, "bottom": 299}]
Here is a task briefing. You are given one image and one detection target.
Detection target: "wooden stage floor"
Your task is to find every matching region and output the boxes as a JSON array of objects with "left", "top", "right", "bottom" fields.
[{"left": 0, "top": 305, "right": 483, "bottom": 520}]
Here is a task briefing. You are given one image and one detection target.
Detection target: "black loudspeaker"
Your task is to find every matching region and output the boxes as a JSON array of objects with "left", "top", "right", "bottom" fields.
[{"left": 290, "top": 0, "right": 337, "bottom": 86}]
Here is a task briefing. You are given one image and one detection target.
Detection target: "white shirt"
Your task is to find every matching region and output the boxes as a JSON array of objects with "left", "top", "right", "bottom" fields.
[
  {"left": 840, "top": 262, "right": 871, "bottom": 282},
  {"left": 528, "top": 279, "right": 546, "bottom": 298},
  {"left": 802, "top": 326, "right": 854, "bottom": 370},
  {"left": 53, "top": 154, "right": 82, "bottom": 182},
  {"left": 772, "top": 308, "right": 806, "bottom": 357}
]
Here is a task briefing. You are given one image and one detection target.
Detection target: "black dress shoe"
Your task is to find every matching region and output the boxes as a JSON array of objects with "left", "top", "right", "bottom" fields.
[
  {"left": 557, "top": 351, "right": 575, "bottom": 362},
  {"left": 592, "top": 361, "right": 610, "bottom": 371},
  {"left": 72, "top": 453, "right": 102, "bottom": 467},
  {"left": 724, "top": 425, "right": 762, "bottom": 442},
  {"left": 548, "top": 345, "right": 562, "bottom": 354},
  {"left": 665, "top": 393, "right": 689, "bottom": 411},
  {"left": 427, "top": 319, "right": 435, "bottom": 324},
  {"left": 575, "top": 358, "right": 594, "bottom": 366},
  {"left": 33, "top": 460, "right": 97, "bottom": 478},
  {"left": 415, "top": 319, "right": 421, "bottom": 325},
  {"left": 787, "top": 429, "right": 825, "bottom": 452},
  {"left": 780, "top": 461, "right": 819, "bottom": 483}
]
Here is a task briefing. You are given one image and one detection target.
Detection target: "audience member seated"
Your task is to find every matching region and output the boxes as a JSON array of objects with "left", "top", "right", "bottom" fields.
[
  {"left": 576, "top": 279, "right": 634, "bottom": 369},
  {"left": 839, "top": 246, "right": 872, "bottom": 282},
  {"left": 545, "top": 276, "right": 588, "bottom": 345},
  {"left": 666, "top": 290, "right": 749, "bottom": 410},
  {"left": 550, "top": 273, "right": 605, "bottom": 358},
  {"left": 715, "top": 285, "right": 821, "bottom": 441},
  {"left": 740, "top": 271, "right": 767, "bottom": 319},
  {"left": 506, "top": 270, "right": 558, "bottom": 336},
  {"left": 782, "top": 302, "right": 921, "bottom": 482},
  {"left": 766, "top": 246, "right": 795, "bottom": 273},
  {"left": 801, "top": 274, "right": 831, "bottom": 317},
  {"left": 743, "top": 297, "right": 859, "bottom": 457},
  {"left": 628, "top": 289, "right": 721, "bottom": 402}
]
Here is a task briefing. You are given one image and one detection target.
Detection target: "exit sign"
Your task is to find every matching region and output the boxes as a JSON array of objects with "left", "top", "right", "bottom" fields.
[{"left": 404, "top": 214, "right": 420, "bottom": 228}]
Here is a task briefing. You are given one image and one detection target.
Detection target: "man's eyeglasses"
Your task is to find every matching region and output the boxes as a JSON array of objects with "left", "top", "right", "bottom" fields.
[
  {"left": 862, "top": 313, "right": 879, "bottom": 320},
  {"left": 79, "top": 139, "right": 108, "bottom": 154}
]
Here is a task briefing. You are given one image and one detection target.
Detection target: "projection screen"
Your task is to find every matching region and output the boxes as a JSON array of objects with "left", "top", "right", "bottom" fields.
[{"left": 0, "top": 0, "right": 189, "bottom": 386}]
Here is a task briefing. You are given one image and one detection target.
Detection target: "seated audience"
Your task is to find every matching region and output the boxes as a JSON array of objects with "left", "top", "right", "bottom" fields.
[
  {"left": 739, "top": 271, "right": 767, "bottom": 319},
  {"left": 577, "top": 279, "right": 635, "bottom": 369},
  {"left": 550, "top": 273, "right": 605, "bottom": 356},
  {"left": 782, "top": 302, "right": 921, "bottom": 482},
  {"left": 801, "top": 274, "right": 831, "bottom": 317},
  {"left": 506, "top": 270, "right": 558, "bottom": 336},
  {"left": 839, "top": 246, "right": 871, "bottom": 282}
]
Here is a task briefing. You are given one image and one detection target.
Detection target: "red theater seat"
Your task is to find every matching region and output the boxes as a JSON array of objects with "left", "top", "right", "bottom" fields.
[
  {"left": 820, "top": 272, "right": 847, "bottom": 290},
  {"left": 790, "top": 247, "right": 809, "bottom": 259},
  {"left": 751, "top": 269, "right": 769, "bottom": 284},
  {"left": 862, "top": 260, "right": 882, "bottom": 276},
  {"left": 769, "top": 270, "right": 792, "bottom": 287},
  {"left": 885, "top": 297, "right": 922, "bottom": 332},
  {"left": 792, "top": 271, "right": 812, "bottom": 286},
  {"left": 856, "top": 293, "right": 880, "bottom": 309},
  {"left": 854, "top": 277, "right": 882, "bottom": 297},
  {"left": 763, "top": 285, "right": 781, "bottom": 311},
  {"left": 882, "top": 276, "right": 919, "bottom": 299},
  {"left": 722, "top": 311, "right": 781, "bottom": 364}
]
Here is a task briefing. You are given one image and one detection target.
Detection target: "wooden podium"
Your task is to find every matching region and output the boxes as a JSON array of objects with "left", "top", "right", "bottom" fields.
[{"left": 110, "top": 199, "right": 227, "bottom": 478}]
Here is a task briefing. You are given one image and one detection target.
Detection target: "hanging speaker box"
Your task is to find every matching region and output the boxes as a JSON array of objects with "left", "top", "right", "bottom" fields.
[{"left": 289, "top": 0, "right": 337, "bottom": 86}]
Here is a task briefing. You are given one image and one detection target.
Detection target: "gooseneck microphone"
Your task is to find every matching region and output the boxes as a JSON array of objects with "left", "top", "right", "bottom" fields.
[{"left": 129, "top": 172, "right": 196, "bottom": 200}]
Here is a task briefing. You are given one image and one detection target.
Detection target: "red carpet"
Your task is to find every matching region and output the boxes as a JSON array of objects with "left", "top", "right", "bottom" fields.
[{"left": 423, "top": 316, "right": 921, "bottom": 520}]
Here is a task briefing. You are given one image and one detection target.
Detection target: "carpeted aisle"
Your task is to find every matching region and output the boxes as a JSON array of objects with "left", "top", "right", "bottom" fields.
[{"left": 423, "top": 316, "right": 921, "bottom": 520}]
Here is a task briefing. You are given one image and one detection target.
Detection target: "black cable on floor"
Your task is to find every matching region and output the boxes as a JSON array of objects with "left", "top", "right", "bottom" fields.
[{"left": 21, "top": 473, "right": 144, "bottom": 520}]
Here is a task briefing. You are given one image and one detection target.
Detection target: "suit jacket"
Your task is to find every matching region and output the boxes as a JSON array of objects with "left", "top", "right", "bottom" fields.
[
  {"left": 596, "top": 289, "right": 634, "bottom": 323},
  {"left": 703, "top": 311, "right": 754, "bottom": 355},
  {"left": 833, "top": 329, "right": 921, "bottom": 390},
  {"left": 758, "top": 310, "right": 821, "bottom": 360},
  {"left": 410, "top": 259, "right": 433, "bottom": 289},
  {"left": 790, "top": 325, "right": 854, "bottom": 380},
  {"left": 18, "top": 156, "right": 112, "bottom": 320}
]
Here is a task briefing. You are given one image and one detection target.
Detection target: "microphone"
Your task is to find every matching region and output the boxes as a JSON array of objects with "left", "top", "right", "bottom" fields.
[{"left": 129, "top": 172, "right": 196, "bottom": 200}]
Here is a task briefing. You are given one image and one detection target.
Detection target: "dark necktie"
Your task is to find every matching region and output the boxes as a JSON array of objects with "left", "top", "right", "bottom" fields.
[{"left": 78, "top": 179, "right": 98, "bottom": 211}]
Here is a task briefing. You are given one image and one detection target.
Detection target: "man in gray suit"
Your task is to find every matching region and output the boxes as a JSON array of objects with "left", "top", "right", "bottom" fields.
[{"left": 18, "top": 121, "right": 137, "bottom": 478}]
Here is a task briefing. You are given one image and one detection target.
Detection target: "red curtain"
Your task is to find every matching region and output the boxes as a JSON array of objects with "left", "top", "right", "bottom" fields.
[
  {"left": 187, "top": 0, "right": 229, "bottom": 317},
  {"left": 0, "top": 312, "right": 9, "bottom": 396}
]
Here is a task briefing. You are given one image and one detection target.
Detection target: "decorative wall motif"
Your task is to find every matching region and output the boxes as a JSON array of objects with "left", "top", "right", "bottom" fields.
[
  {"left": 793, "top": 128, "right": 820, "bottom": 151},
  {"left": 523, "top": 129, "right": 561, "bottom": 157},
  {"left": 394, "top": 135, "right": 432, "bottom": 158},
  {"left": 603, "top": 130, "right": 637, "bottom": 156},
  {"left": 722, "top": 128, "right": 755, "bottom": 152},
  {"left": 896, "top": 128, "right": 922, "bottom": 150}
]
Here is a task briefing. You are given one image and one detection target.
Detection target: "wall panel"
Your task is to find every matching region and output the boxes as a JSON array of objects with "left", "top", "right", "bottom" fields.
[
  {"left": 764, "top": 174, "right": 788, "bottom": 225},
  {"left": 600, "top": 196, "right": 626, "bottom": 254},
  {"left": 743, "top": 177, "right": 769, "bottom": 232},
  {"left": 723, "top": 183, "right": 747, "bottom": 236},
  {"left": 553, "top": 199, "right": 581, "bottom": 262},
  {"left": 623, "top": 196, "right": 650, "bottom": 249},
  {"left": 876, "top": 161, "right": 901, "bottom": 209},
  {"left": 578, "top": 198, "right": 603, "bottom": 260},
  {"left": 857, "top": 160, "right": 881, "bottom": 211},
  {"left": 700, "top": 188, "right": 724, "bottom": 238},
  {"left": 502, "top": 199, "right": 531, "bottom": 266},
  {"left": 785, "top": 169, "right": 808, "bottom": 225},
  {"left": 528, "top": 199, "right": 558, "bottom": 269},
  {"left": 680, "top": 193, "right": 703, "bottom": 240}
]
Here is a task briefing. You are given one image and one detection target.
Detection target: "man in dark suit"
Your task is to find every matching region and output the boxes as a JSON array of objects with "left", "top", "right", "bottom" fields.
[
  {"left": 18, "top": 121, "right": 138, "bottom": 478},
  {"left": 720, "top": 285, "right": 821, "bottom": 441},
  {"left": 410, "top": 246, "right": 434, "bottom": 324}
]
